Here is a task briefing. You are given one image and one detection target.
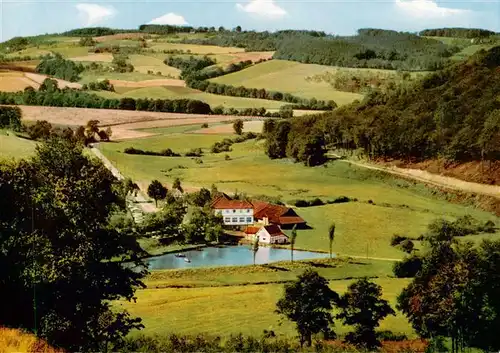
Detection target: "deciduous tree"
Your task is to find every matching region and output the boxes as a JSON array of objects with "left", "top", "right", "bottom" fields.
[
  {"left": 147, "top": 180, "right": 168, "bottom": 207},
  {"left": 337, "top": 278, "right": 395, "bottom": 349},
  {"left": 276, "top": 270, "right": 339, "bottom": 347}
]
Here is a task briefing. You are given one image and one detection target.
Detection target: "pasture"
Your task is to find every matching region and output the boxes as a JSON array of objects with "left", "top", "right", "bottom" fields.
[
  {"left": 98, "top": 127, "right": 499, "bottom": 259},
  {"left": 117, "top": 272, "right": 413, "bottom": 338},
  {"left": 210, "top": 60, "right": 364, "bottom": 105},
  {"left": 95, "top": 85, "right": 287, "bottom": 109},
  {"left": 0, "top": 131, "right": 37, "bottom": 160}
]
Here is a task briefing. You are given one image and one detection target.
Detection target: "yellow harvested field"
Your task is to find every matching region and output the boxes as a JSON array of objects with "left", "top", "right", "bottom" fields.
[
  {"left": 0, "top": 71, "right": 37, "bottom": 91},
  {"left": 93, "top": 32, "right": 146, "bottom": 42},
  {"left": 24, "top": 72, "right": 82, "bottom": 89},
  {"left": 191, "top": 120, "right": 263, "bottom": 134},
  {"left": 226, "top": 51, "right": 274, "bottom": 64},
  {"left": 70, "top": 53, "right": 114, "bottom": 62},
  {"left": 17, "top": 105, "right": 264, "bottom": 140},
  {"left": 150, "top": 42, "right": 245, "bottom": 54},
  {"left": 110, "top": 78, "right": 186, "bottom": 88}
]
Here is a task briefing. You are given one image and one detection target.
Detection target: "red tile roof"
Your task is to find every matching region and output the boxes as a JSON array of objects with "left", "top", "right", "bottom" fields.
[
  {"left": 211, "top": 195, "right": 253, "bottom": 210},
  {"left": 244, "top": 226, "right": 260, "bottom": 235},
  {"left": 251, "top": 200, "right": 305, "bottom": 226}
]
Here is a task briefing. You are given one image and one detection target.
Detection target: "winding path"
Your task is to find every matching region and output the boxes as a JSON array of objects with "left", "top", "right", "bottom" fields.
[
  {"left": 89, "top": 145, "right": 157, "bottom": 215},
  {"left": 333, "top": 156, "right": 500, "bottom": 199}
]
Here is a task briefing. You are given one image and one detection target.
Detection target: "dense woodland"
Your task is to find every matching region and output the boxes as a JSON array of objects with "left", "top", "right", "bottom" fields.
[
  {"left": 35, "top": 53, "right": 84, "bottom": 82},
  {"left": 182, "top": 29, "right": 460, "bottom": 71},
  {"left": 419, "top": 28, "right": 496, "bottom": 38},
  {"left": 265, "top": 47, "right": 500, "bottom": 167}
]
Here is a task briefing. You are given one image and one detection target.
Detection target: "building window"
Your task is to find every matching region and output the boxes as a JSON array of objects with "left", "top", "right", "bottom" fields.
[
  {"left": 239, "top": 217, "right": 245, "bottom": 222},
  {"left": 246, "top": 217, "right": 252, "bottom": 223},
  {"left": 224, "top": 217, "right": 231, "bottom": 223},
  {"left": 232, "top": 217, "right": 238, "bottom": 223},
  {"left": 262, "top": 238, "right": 267, "bottom": 241},
  {"left": 233, "top": 209, "right": 236, "bottom": 213}
]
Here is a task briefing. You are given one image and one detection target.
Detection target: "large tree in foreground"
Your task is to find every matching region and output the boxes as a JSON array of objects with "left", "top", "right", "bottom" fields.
[
  {"left": 397, "top": 220, "right": 500, "bottom": 352},
  {"left": 337, "top": 278, "right": 395, "bottom": 349},
  {"left": 276, "top": 270, "right": 339, "bottom": 347},
  {"left": 0, "top": 138, "right": 147, "bottom": 351}
]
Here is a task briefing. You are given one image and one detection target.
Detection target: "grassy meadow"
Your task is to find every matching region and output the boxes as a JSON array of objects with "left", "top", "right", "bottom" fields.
[
  {"left": 94, "top": 85, "right": 287, "bottom": 109},
  {"left": 210, "top": 60, "right": 364, "bottom": 105},
  {"left": 117, "top": 267, "right": 413, "bottom": 338},
  {"left": 0, "top": 131, "right": 37, "bottom": 160},
  {"left": 99, "top": 125, "right": 499, "bottom": 260}
]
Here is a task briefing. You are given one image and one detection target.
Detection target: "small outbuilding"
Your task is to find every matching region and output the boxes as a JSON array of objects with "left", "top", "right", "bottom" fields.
[{"left": 245, "top": 225, "right": 288, "bottom": 244}]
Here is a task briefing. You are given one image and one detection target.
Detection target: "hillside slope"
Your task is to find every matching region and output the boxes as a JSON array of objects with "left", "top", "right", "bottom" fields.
[
  {"left": 278, "top": 46, "right": 500, "bottom": 185},
  {"left": 0, "top": 327, "right": 62, "bottom": 353}
]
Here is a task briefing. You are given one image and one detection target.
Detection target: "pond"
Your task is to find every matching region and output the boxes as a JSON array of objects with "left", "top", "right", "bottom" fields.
[{"left": 145, "top": 245, "right": 331, "bottom": 270}]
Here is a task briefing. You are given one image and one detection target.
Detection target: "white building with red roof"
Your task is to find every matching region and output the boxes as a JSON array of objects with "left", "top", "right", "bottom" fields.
[{"left": 211, "top": 194, "right": 254, "bottom": 226}]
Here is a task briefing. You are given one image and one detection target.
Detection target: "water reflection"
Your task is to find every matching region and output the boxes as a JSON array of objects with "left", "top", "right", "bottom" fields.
[{"left": 145, "top": 245, "right": 331, "bottom": 270}]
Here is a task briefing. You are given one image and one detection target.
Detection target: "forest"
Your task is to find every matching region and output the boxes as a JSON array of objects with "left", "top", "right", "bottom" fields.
[
  {"left": 181, "top": 29, "right": 459, "bottom": 71},
  {"left": 419, "top": 28, "right": 496, "bottom": 38},
  {"left": 36, "top": 53, "right": 84, "bottom": 82},
  {"left": 264, "top": 47, "right": 500, "bottom": 167}
]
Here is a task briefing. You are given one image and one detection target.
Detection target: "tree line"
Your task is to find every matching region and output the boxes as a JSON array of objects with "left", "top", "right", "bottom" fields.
[
  {"left": 419, "top": 27, "right": 495, "bottom": 38},
  {"left": 264, "top": 47, "right": 500, "bottom": 167},
  {"left": 0, "top": 78, "right": 285, "bottom": 117},
  {"left": 162, "top": 55, "right": 336, "bottom": 110}
]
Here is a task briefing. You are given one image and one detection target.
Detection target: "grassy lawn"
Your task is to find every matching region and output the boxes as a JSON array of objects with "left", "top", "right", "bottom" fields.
[
  {"left": 117, "top": 274, "right": 413, "bottom": 338},
  {"left": 95, "top": 86, "right": 287, "bottom": 109},
  {"left": 99, "top": 132, "right": 499, "bottom": 259},
  {"left": 0, "top": 132, "right": 37, "bottom": 160},
  {"left": 210, "top": 60, "right": 363, "bottom": 105}
]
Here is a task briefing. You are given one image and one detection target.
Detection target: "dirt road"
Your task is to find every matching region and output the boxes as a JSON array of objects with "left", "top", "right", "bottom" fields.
[
  {"left": 338, "top": 158, "right": 500, "bottom": 199},
  {"left": 89, "top": 145, "right": 157, "bottom": 214}
]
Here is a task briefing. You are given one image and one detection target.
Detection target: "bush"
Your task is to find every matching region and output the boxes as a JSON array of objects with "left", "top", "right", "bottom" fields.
[
  {"left": 185, "top": 148, "right": 203, "bottom": 157},
  {"left": 483, "top": 220, "right": 496, "bottom": 233},
  {"left": 327, "top": 196, "right": 353, "bottom": 204},
  {"left": 310, "top": 198, "right": 324, "bottom": 206},
  {"left": 400, "top": 239, "right": 414, "bottom": 253},
  {"left": 377, "top": 330, "right": 408, "bottom": 341},
  {"left": 201, "top": 123, "right": 209, "bottom": 128},
  {"left": 224, "top": 154, "right": 231, "bottom": 161},
  {"left": 393, "top": 255, "right": 422, "bottom": 278},
  {"left": 390, "top": 234, "right": 408, "bottom": 246},
  {"left": 124, "top": 147, "right": 181, "bottom": 157},
  {"left": 294, "top": 199, "right": 310, "bottom": 207}
]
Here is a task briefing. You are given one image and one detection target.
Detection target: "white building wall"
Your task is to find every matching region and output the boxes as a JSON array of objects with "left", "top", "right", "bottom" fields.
[
  {"left": 256, "top": 228, "right": 271, "bottom": 244},
  {"left": 214, "top": 208, "right": 254, "bottom": 226},
  {"left": 256, "top": 228, "right": 288, "bottom": 244}
]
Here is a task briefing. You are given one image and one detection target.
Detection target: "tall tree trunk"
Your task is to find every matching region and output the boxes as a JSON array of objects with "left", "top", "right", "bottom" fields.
[{"left": 329, "top": 240, "right": 332, "bottom": 259}]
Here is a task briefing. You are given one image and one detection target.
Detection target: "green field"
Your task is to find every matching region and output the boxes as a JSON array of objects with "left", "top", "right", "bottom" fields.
[
  {"left": 99, "top": 127, "right": 499, "bottom": 260},
  {"left": 210, "top": 60, "right": 364, "bottom": 105},
  {"left": 128, "top": 54, "right": 181, "bottom": 78},
  {"left": 117, "top": 264, "right": 413, "bottom": 338},
  {"left": 95, "top": 85, "right": 287, "bottom": 109},
  {"left": 0, "top": 132, "right": 37, "bottom": 160},
  {"left": 79, "top": 71, "right": 169, "bottom": 84}
]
